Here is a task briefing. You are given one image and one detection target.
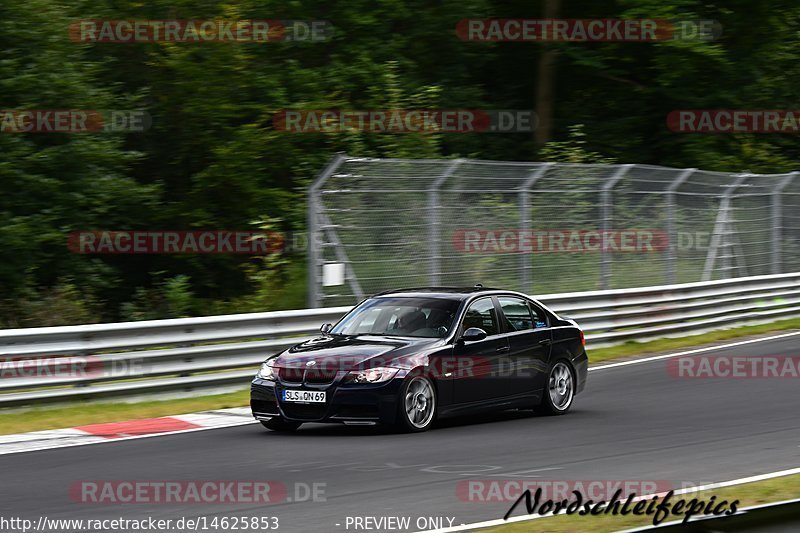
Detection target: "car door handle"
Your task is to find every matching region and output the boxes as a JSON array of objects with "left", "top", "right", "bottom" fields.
[
  {"left": 496, "top": 346, "right": 510, "bottom": 353},
  {"left": 538, "top": 339, "right": 552, "bottom": 346}
]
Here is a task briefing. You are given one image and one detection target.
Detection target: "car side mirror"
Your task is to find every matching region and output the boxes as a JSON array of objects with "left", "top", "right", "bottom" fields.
[
  {"left": 461, "top": 327, "right": 487, "bottom": 342},
  {"left": 320, "top": 323, "right": 332, "bottom": 334}
]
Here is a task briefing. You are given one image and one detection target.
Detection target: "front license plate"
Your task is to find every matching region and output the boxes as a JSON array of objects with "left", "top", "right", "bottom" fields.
[{"left": 282, "top": 390, "right": 326, "bottom": 403}]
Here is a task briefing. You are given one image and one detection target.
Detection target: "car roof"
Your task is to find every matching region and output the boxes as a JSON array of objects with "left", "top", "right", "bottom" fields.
[{"left": 372, "top": 286, "right": 515, "bottom": 301}]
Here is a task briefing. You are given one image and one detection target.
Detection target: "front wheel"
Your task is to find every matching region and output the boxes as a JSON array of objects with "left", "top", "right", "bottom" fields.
[
  {"left": 395, "top": 375, "right": 437, "bottom": 432},
  {"left": 260, "top": 418, "right": 302, "bottom": 432},
  {"left": 536, "top": 360, "right": 575, "bottom": 415}
]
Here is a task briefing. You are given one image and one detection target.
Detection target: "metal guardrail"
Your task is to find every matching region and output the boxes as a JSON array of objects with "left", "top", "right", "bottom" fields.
[{"left": 1, "top": 273, "right": 799, "bottom": 407}]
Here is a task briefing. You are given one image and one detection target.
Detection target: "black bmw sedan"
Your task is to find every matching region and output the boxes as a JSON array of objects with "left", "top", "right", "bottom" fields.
[{"left": 251, "top": 286, "right": 587, "bottom": 432}]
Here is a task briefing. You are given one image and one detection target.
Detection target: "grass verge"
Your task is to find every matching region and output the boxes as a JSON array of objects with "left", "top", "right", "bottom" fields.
[
  {"left": 588, "top": 317, "right": 800, "bottom": 365},
  {"left": 481, "top": 473, "right": 800, "bottom": 532},
  {"left": 0, "top": 317, "right": 798, "bottom": 436}
]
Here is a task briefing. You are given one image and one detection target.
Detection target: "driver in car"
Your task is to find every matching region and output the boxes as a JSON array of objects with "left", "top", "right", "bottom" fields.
[{"left": 395, "top": 309, "right": 428, "bottom": 335}]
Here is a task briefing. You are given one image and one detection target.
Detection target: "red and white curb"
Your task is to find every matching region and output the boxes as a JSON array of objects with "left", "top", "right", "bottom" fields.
[{"left": 0, "top": 406, "right": 256, "bottom": 456}]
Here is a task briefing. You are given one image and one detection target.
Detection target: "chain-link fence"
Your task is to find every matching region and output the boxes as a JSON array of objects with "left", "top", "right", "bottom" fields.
[{"left": 308, "top": 154, "right": 800, "bottom": 307}]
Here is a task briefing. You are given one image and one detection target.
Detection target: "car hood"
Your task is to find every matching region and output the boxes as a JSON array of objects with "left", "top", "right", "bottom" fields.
[{"left": 272, "top": 334, "right": 443, "bottom": 371}]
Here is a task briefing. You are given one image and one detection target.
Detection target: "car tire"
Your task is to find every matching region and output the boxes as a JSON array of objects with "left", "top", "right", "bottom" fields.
[
  {"left": 395, "top": 375, "right": 437, "bottom": 432},
  {"left": 260, "top": 417, "right": 302, "bottom": 432},
  {"left": 536, "top": 359, "right": 575, "bottom": 416}
]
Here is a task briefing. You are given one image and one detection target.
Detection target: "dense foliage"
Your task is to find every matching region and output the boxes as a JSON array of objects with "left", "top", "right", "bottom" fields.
[{"left": 1, "top": 0, "right": 798, "bottom": 325}]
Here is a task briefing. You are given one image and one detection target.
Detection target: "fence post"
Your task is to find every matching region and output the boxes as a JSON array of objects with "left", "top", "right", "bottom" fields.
[
  {"left": 428, "top": 159, "right": 462, "bottom": 286},
  {"left": 600, "top": 164, "right": 633, "bottom": 290},
  {"left": 665, "top": 168, "right": 696, "bottom": 284},
  {"left": 307, "top": 153, "right": 346, "bottom": 308},
  {"left": 702, "top": 174, "right": 748, "bottom": 281},
  {"left": 519, "top": 163, "right": 554, "bottom": 293},
  {"left": 772, "top": 172, "right": 797, "bottom": 275},
  {"left": 319, "top": 211, "right": 365, "bottom": 302}
]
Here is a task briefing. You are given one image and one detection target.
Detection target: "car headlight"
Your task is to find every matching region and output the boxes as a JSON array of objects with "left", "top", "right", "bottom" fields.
[
  {"left": 256, "top": 360, "right": 276, "bottom": 380},
  {"left": 345, "top": 367, "right": 399, "bottom": 384}
]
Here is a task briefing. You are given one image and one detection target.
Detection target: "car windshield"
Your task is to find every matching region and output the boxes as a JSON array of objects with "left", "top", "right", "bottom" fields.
[{"left": 330, "top": 297, "right": 460, "bottom": 338}]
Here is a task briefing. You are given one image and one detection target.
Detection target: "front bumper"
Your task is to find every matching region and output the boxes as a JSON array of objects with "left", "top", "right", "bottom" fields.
[{"left": 250, "top": 373, "right": 405, "bottom": 425}]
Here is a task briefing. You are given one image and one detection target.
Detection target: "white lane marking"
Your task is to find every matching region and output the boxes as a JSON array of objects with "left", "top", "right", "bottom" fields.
[
  {"left": 484, "top": 466, "right": 563, "bottom": 477},
  {"left": 0, "top": 421, "right": 257, "bottom": 456},
  {"left": 420, "top": 465, "right": 800, "bottom": 533},
  {"left": 0, "top": 407, "right": 257, "bottom": 456},
  {"left": 1, "top": 330, "right": 799, "bottom": 457},
  {"left": 0, "top": 428, "right": 108, "bottom": 455},
  {"left": 589, "top": 330, "right": 800, "bottom": 372}
]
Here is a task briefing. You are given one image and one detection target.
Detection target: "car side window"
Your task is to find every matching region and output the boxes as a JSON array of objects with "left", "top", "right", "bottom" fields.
[
  {"left": 529, "top": 302, "right": 548, "bottom": 329},
  {"left": 462, "top": 298, "right": 499, "bottom": 336},
  {"left": 498, "top": 297, "right": 535, "bottom": 331}
]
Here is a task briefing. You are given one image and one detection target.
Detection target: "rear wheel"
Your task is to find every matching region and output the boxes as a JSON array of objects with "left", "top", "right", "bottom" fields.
[
  {"left": 395, "top": 375, "right": 437, "bottom": 432},
  {"left": 260, "top": 417, "right": 302, "bottom": 432},
  {"left": 536, "top": 360, "right": 575, "bottom": 415}
]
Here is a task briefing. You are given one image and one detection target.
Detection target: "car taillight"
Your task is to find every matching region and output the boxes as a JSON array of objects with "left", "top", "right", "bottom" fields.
[{"left": 579, "top": 330, "right": 586, "bottom": 346}]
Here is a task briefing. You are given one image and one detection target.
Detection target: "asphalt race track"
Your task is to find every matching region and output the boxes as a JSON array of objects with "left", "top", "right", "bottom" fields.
[{"left": 2, "top": 335, "right": 799, "bottom": 533}]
